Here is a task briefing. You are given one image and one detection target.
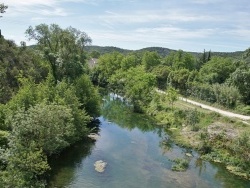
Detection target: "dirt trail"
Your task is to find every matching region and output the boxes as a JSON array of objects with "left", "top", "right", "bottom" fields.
[
  {"left": 179, "top": 97, "right": 250, "bottom": 120},
  {"left": 157, "top": 89, "right": 250, "bottom": 121}
]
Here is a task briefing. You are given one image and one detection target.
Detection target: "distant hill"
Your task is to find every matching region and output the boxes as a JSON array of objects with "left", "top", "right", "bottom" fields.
[
  {"left": 85, "top": 46, "right": 177, "bottom": 57},
  {"left": 85, "top": 46, "right": 132, "bottom": 55},
  {"left": 135, "top": 47, "right": 176, "bottom": 57},
  {"left": 85, "top": 45, "right": 244, "bottom": 59}
]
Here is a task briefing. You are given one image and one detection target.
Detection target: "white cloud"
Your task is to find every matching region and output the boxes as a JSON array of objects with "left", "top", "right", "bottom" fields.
[
  {"left": 2, "top": 0, "right": 58, "bottom": 7},
  {"left": 98, "top": 9, "right": 219, "bottom": 25},
  {"left": 190, "top": 0, "right": 224, "bottom": 4},
  {"left": 135, "top": 26, "right": 216, "bottom": 39},
  {"left": 39, "top": 8, "right": 68, "bottom": 16},
  {"left": 1, "top": 0, "right": 93, "bottom": 17},
  {"left": 223, "top": 28, "right": 250, "bottom": 39}
]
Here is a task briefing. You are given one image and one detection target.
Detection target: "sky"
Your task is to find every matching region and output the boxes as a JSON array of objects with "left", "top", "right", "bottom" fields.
[{"left": 0, "top": 0, "right": 250, "bottom": 52}]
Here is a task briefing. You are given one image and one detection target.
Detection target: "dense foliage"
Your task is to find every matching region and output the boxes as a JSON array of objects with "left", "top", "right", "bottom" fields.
[
  {"left": 91, "top": 48, "right": 250, "bottom": 113},
  {"left": 1, "top": 16, "right": 250, "bottom": 185},
  {"left": 0, "top": 24, "right": 100, "bottom": 187},
  {"left": 91, "top": 46, "right": 250, "bottom": 179}
]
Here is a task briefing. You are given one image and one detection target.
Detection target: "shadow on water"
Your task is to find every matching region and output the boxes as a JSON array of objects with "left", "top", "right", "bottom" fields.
[
  {"left": 47, "top": 120, "right": 100, "bottom": 188},
  {"left": 47, "top": 94, "right": 250, "bottom": 188},
  {"left": 102, "top": 94, "right": 250, "bottom": 187},
  {"left": 102, "top": 93, "right": 162, "bottom": 134}
]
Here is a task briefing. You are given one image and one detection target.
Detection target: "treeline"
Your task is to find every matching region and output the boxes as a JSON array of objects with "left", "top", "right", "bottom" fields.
[
  {"left": 87, "top": 46, "right": 244, "bottom": 59},
  {"left": 91, "top": 48, "right": 250, "bottom": 113},
  {"left": 0, "top": 24, "right": 100, "bottom": 187},
  {"left": 91, "top": 46, "right": 250, "bottom": 179}
]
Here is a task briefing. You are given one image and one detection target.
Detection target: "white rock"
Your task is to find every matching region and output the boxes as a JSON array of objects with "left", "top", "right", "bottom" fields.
[
  {"left": 94, "top": 160, "right": 107, "bottom": 173},
  {"left": 185, "top": 153, "right": 193, "bottom": 157},
  {"left": 88, "top": 133, "right": 100, "bottom": 140}
]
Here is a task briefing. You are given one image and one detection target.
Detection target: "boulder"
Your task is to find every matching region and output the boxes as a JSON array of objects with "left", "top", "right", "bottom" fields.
[
  {"left": 94, "top": 160, "right": 107, "bottom": 173},
  {"left": 88, "top": 133, "right": 100, "bottom": 140}
]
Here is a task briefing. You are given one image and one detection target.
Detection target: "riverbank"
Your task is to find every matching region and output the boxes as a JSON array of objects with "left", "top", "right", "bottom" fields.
[
  {"left": 149, "top": 93, "right": 250, "bottom": 180},
  {"left": 47, "top": 96, "right": 250, "bottom": 187}
]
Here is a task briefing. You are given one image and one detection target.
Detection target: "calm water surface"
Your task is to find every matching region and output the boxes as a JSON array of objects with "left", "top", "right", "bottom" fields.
[{"left": 48, "top": 97, "right": 250, "bottom": 188}]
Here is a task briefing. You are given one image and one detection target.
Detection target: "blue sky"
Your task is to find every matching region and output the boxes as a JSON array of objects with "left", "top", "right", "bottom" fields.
[{"left": 1, "top": 0, "right": 250, "bottom": 52}]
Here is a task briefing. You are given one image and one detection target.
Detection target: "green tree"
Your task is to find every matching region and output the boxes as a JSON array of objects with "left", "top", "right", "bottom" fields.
[
  {"left": 3, "top": 104, "right": 78, "bottom": 187},
  {"left": 207, "top": 50, "right": 211, "bottom": 62},
  {"left": 0, "top": 37, "right": 48, "bottom": 103},
  {"left": 91, "top": 52, "right": 124, "bottom": 86},
  {"left": 90, "top": 50, "right": 100, "bottom": 58},
  {"left": 142, "top": 51, "right": 161, "bottom": 71},
  {"left": 228, "top": 64, "right": 250, "bottom": 104},
  {"left": 167, "top": 68, "right": 190, "bottom": 94},
  {"left": 212, "top": 83, "right": 241, "bottom": 108},
  {"left": 74, "top": 75, "right": 101, "bottom": 117},
  {"left": 164, "top": 50, "right": 196, "bottom": 71},
  {"left": 199, "top": 56, "right": 236, "bottom": 84},
  {"left": 26, "top": 24, "right": 91, "bottom": 82},
  {"left": 0, "top": 3, "right": 7, "bottom": 17},
  {"left": 3, "top": 142, "right": 49, "bottom": 187},
  {"left": 123, "top": 66, "right": 156, "bottom": 112},
  {"left": 120, "top": 54, "right": 141, "bottom": 70},
  {"left": 151, "top": 65, "right": 171, "bottom": 89},
  {"left": 166, "top": 87, "right": 179, "bottom": 110},
  {"left": 8, "top": 104, "right": 76, "bottom": 155}
]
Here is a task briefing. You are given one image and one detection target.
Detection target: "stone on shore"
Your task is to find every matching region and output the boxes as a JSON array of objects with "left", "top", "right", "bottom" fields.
[{"left": 88, "top": 133, "right": 100, "bottom": 140}]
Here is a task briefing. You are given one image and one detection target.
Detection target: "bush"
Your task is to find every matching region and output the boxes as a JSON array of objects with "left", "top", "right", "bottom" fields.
[
  {"left": 184, "top": 109, "right": 200, "bottom": 131},
  {"left": 171, "top": 158, "right": 189, "bottom": 171},
  {"left": 0, "top": 131, "right": 9, "bottom": 147},
  {"left": 236, "top": 105, "right": 250, "bottom": 115},
  {"left": 8, "top": 104, "right": 76, "bottom": 155}
]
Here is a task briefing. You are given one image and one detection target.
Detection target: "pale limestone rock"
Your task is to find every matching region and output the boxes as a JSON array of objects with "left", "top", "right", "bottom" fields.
[
  {"left": 94, "top": 160, "right": 107, "bottom": 173},
  {"left": 185, "top": 153, "right": 193, "bottom": 157},
  {"left": 88, "top": 133, "right": 100, "bottom": 140}
]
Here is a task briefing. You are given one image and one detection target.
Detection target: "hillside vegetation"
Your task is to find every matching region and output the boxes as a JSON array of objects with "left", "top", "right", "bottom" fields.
[
  {"left": 91, "top": 47, "right": 250, "bottom": 179},
  {"left": 86, "top": 45, "right": 244, "bottom": 58},
  {"left": 0, "top": 24, "right": 101, "bottom": 187},
  {"left": 0, "top": 21, "right": 250, "bottom": 186}
]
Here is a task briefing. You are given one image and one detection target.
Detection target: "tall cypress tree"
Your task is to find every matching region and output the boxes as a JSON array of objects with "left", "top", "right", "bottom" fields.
[{"left": 207, "top": 50, "right": 211, "bottom": 62}]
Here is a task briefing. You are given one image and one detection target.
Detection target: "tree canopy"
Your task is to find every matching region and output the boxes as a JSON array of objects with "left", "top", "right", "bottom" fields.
[
  {"left": 26, "top": 24, "right": 92, "bottom": 82},
  {"left": 0, "top": 3, "right": 7, "bottom": 16}
]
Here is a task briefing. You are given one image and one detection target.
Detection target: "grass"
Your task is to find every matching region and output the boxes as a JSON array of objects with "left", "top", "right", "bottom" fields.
[
  {"left": 171, "top": 158, "right": 189, "bottom": 172},
  {"left": 148, "top": 92, "right": 250, "bottom": 179}
]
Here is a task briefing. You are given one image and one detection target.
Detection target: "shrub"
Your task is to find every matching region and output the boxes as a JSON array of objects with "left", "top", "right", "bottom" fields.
[{"left": 171, "top": 158, "right": 189, "bottom": 171}]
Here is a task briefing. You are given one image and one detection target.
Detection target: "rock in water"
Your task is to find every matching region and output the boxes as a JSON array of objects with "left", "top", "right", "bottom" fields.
[
  {"left": 94, "top": 160, "right": 107, "bottom": 173},
  {"left": 185, "top": 153, "right": 193, "bottom": 157}
]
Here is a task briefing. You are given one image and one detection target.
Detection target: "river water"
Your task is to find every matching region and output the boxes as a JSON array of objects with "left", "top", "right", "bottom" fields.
[{"left": 48, "top": 96, "right": 250, "bottom": 188}]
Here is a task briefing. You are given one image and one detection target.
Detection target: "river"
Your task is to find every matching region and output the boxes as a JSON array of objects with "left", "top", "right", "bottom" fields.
[{"left": 47, "top": 95, "right": 250, "bottom": 188}]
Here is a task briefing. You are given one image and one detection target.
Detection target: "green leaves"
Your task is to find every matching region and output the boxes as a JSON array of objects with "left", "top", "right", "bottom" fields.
[
  {"left": 123, "top": 66, "right": 156, "bottom": 112},
  {"left": 0, "top": 3, "right": 7, "bottom": 16},
  {"left": 228, "top": 63, "right": 250, "bottom": 104},
  {"left": 2, "top": 103, "right": 84, "bottom": 187},
  {"left": 3, "top": 141, "right": 49, "bottom": 187},
  {"left": 165, "top": 87, "right": 179, "bottom": 110},
  {"left": 163, "top": 50, "right": 196, "bottom": 71},
  {"left": 26, "top": 24, "right": 91, "bottom": 82},
  {"left": 199, "top": 57, "right": 236, "bottom": 84},
  {"left": 74, "top": 75, "right": 101, "bottom": 117},
  {"left": 142, "top": 51, "right": 161, "bottom": 71},
  {"left": 9, "top": 104, "right": 75, "bottom": 155},
  {"left": 1, "top": 77, "right": 98, "bottom": 186}
]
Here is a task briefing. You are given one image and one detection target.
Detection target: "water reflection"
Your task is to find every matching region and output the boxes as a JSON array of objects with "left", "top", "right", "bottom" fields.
[
  {"left": 47, "top": 120, "right": 100, "bottom": 187},
  {"left": 102, "top": 94, "right": 158, "bottom": 133},
  {"left": 47, "top": 94, "right": 250, "bottom": 188},
  {"left": 159, "top": 138, "right": 173, "bottom": 154}
]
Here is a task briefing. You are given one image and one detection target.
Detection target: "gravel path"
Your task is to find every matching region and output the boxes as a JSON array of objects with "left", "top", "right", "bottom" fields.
[
  {"left": 156, "top": 89, "right": 250, "bottom": 121},
  {"left": 179, "top": 97, "right": 250, "bottom": 120}
]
